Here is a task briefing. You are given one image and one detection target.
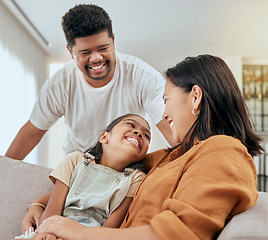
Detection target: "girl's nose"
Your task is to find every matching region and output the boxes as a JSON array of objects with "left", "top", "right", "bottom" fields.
[{"left": 133, "top": 130, "right": 142, "bottom": 138}]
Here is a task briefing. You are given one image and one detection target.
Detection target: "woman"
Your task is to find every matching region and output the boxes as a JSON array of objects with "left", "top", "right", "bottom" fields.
[{"left": 35, "top": 54, "right": 262, "bottom": 239}]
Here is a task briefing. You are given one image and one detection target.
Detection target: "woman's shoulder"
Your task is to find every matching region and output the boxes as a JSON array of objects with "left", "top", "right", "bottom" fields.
[
  {"left": 198, "top": 135, "right": 245, "bottom": 150},
  {"left": 192, "top": 135, "right": 253, "bottom": 167}
]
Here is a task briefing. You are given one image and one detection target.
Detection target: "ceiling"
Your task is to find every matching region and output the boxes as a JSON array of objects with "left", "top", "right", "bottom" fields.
[{"left": 4, "top": 0, "right": 268, "bottom": 73}]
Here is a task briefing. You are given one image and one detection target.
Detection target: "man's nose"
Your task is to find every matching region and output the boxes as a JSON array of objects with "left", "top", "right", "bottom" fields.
[{"left": 90, "top": 51, "right": 103, "bottom": 63}]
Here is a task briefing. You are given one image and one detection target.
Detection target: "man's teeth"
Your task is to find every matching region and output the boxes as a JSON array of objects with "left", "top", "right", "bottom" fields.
[
  {"left": 90, "top": 64, "right": 104, "bottom": 70},
  {"left": 170, "top": 121, "right": 174, "bottom": 128}
]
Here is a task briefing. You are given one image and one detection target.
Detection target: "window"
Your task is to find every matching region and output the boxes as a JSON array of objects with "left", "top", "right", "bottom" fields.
[{"left": 0, "top": 41, "right": 37, "bottom": 164}]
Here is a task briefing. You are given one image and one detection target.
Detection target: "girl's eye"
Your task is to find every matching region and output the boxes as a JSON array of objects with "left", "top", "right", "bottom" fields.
[
  {"left": 144, "top": 134, "right": 150, "bottom": 141},
  {"left": 127, "top": 122, "right": 135, "bottom": 128}
]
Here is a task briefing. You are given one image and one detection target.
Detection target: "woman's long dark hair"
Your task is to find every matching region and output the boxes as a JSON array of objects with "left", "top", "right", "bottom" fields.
[{"left": 166, "top": 54, "right": 263, "bottom": 156}]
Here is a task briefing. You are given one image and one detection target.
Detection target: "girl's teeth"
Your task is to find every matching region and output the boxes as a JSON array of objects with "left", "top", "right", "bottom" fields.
[
  {"left": 170, "top": 121, "right": 174, "bottom": 128},
  {"left": 127, "top": 137, "right": 139, "bottom": 148}
]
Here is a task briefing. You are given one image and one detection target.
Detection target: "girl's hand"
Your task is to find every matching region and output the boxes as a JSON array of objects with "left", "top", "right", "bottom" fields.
[
  {"left": 36, "top": 215, "right": 84, "bottom": 240},
  {"left": 31, "top": 232, "right": 60, "bottom": 240},
  {"left": 21, "top": 205, "right": 44, "bottom": 233}
]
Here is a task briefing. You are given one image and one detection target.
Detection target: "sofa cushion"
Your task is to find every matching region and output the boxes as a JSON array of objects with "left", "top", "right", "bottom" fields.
[
  {"left": 0, "top": 155, "right": 54, "bottom": 240},
  {"left": 217, "top": 191, "right": 268, "bottom": 239}
]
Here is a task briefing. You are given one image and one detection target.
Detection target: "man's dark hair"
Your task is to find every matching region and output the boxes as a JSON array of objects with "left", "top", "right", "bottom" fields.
[{"left": 62, "top": 4, "right": 113, "bottom": 48}]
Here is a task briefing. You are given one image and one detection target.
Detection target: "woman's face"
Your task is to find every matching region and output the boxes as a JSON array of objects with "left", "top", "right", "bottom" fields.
[{"left": 163, "top": 79, "right": 197, "bottom": 144}]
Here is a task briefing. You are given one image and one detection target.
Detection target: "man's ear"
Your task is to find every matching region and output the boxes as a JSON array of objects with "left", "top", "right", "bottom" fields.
[
  {"left": 67, "top": 44, "right": 74, "bottom": 60},
  {"left": 192, "top": 85, "right": 203, "bottom": 110},
  {"left": 99, "top": 131, "right": 109, "bottom": 144}
]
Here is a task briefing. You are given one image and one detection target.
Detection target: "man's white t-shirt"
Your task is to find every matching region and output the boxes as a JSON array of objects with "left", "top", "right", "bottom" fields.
[{"left": 30, "top": 52, "right": 166, "bottom": 154}]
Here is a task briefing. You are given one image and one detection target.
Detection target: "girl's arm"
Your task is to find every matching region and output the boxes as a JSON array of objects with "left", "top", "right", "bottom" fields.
[
  {"left": 102, "top": 197, "right": 133, "bottom": 228},
  {"left": 39, "top": 179, "right": 69, "bottom": 223}
]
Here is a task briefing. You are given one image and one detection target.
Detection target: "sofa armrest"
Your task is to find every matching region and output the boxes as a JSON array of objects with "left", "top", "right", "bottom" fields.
[
  {"left": 217, "top": 191, "right": 268, "bottom": 239},
  {"left": 0, "top": 155, "right": 54, "bottom": 240}
]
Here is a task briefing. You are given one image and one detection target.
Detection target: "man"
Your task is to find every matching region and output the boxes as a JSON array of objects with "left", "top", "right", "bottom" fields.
[{"left": 5, "top": 4, "right": 174, "bottom": 161}]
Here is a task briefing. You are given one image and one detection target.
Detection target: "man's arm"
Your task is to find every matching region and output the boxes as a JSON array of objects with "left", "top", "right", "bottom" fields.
[
  {"left": 5, "top": 120, "right": 47, "bottom": 160},
  {"left": 156, "top": 119, "right": 176, "bottom": 147}
]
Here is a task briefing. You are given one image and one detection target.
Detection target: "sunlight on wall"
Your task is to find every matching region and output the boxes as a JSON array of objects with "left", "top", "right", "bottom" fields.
[{"left": 0, "top": 42, "right": 37, "bottom": 163}]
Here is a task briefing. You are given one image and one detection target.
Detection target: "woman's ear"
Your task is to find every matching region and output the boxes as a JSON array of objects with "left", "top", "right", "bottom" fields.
[
  {"left": 99, "top": 131, "right": 109, "bottom": 144},
  {"left": 192, "top": 85, "right": 203, "bottom": 110}
]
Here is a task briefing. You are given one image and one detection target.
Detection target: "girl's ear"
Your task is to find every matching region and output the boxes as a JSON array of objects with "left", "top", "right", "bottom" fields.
[
  {"left": 99, "top": 131, "right": 109, "bottom": 144},
  {"left": 191, "top": 85, "right": 203, "bottom": 110}
]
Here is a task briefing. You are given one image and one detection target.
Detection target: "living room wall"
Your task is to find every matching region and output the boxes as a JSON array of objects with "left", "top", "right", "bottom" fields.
[{"left": 0, "top": 1, "right": 49, "bottom": 165}]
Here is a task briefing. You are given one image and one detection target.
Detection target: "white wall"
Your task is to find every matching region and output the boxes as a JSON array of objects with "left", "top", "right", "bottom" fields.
[{"left": 0, "top": 1, "right": 48, "bottom": 165}]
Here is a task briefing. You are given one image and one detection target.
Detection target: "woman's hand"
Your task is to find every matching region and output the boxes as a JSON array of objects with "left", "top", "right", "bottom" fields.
[
  {"left": 36, "top": 215, "right": 84, "bottom": 240},
  {"left": 37, "top": 216, "right": 161, "bottom": 240},
  {"left": 21, "top": 205, "right": 44, "bottom": 233}
]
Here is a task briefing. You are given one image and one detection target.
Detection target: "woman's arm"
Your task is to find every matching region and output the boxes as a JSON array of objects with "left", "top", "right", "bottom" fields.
[
  {"left": 40, "top": 179, "right": 69, "bottom": 223},
  {"left": 37, "top": 215, "right": 160, "bottom": 240},
  {"left": 102, "top": 197, "right": 133, "bottom": 228}
]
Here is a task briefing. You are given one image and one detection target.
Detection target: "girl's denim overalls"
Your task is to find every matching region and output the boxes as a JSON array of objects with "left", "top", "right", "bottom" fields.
[{"left": 63, "top": 159, "right": 133, "bottom": 227}]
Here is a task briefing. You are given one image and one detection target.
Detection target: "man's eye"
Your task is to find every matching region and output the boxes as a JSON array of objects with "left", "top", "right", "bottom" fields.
[
  {"left": 82, "top": 52, "right": 90, "bottom": 55},
  {"left": 99, "top": 47, "right": 108, "bottom": 52}
]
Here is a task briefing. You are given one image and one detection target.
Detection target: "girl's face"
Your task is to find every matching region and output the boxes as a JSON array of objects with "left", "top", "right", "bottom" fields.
[
  {"left": 100, "top": 115, "right": 151, "bottom": 168},
  {"left": 163, "top": 79, "right": 198, "bottom": 144}
]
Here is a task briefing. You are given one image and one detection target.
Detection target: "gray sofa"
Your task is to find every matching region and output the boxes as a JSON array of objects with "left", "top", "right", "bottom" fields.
[{"left": 1, "top": 155, "right": 268, "bottom": 240}]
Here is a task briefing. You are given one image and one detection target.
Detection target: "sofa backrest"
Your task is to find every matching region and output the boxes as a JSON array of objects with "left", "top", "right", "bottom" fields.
[
  {"left": 0, "top": 156, "right": 54, "bottom": 240},
  {"left": 217, "top": 191, "right": 268, "bottom": 239}
]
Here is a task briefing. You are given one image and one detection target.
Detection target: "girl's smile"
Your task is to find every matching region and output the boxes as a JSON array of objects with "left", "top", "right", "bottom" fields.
[{"left": 125, "top": 135, "right": 142, "bottom": 149}]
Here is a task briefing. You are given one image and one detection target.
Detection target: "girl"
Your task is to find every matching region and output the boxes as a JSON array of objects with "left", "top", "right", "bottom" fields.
[{"left": 16, "top": 113, "right": 151, "bottom": 239}]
